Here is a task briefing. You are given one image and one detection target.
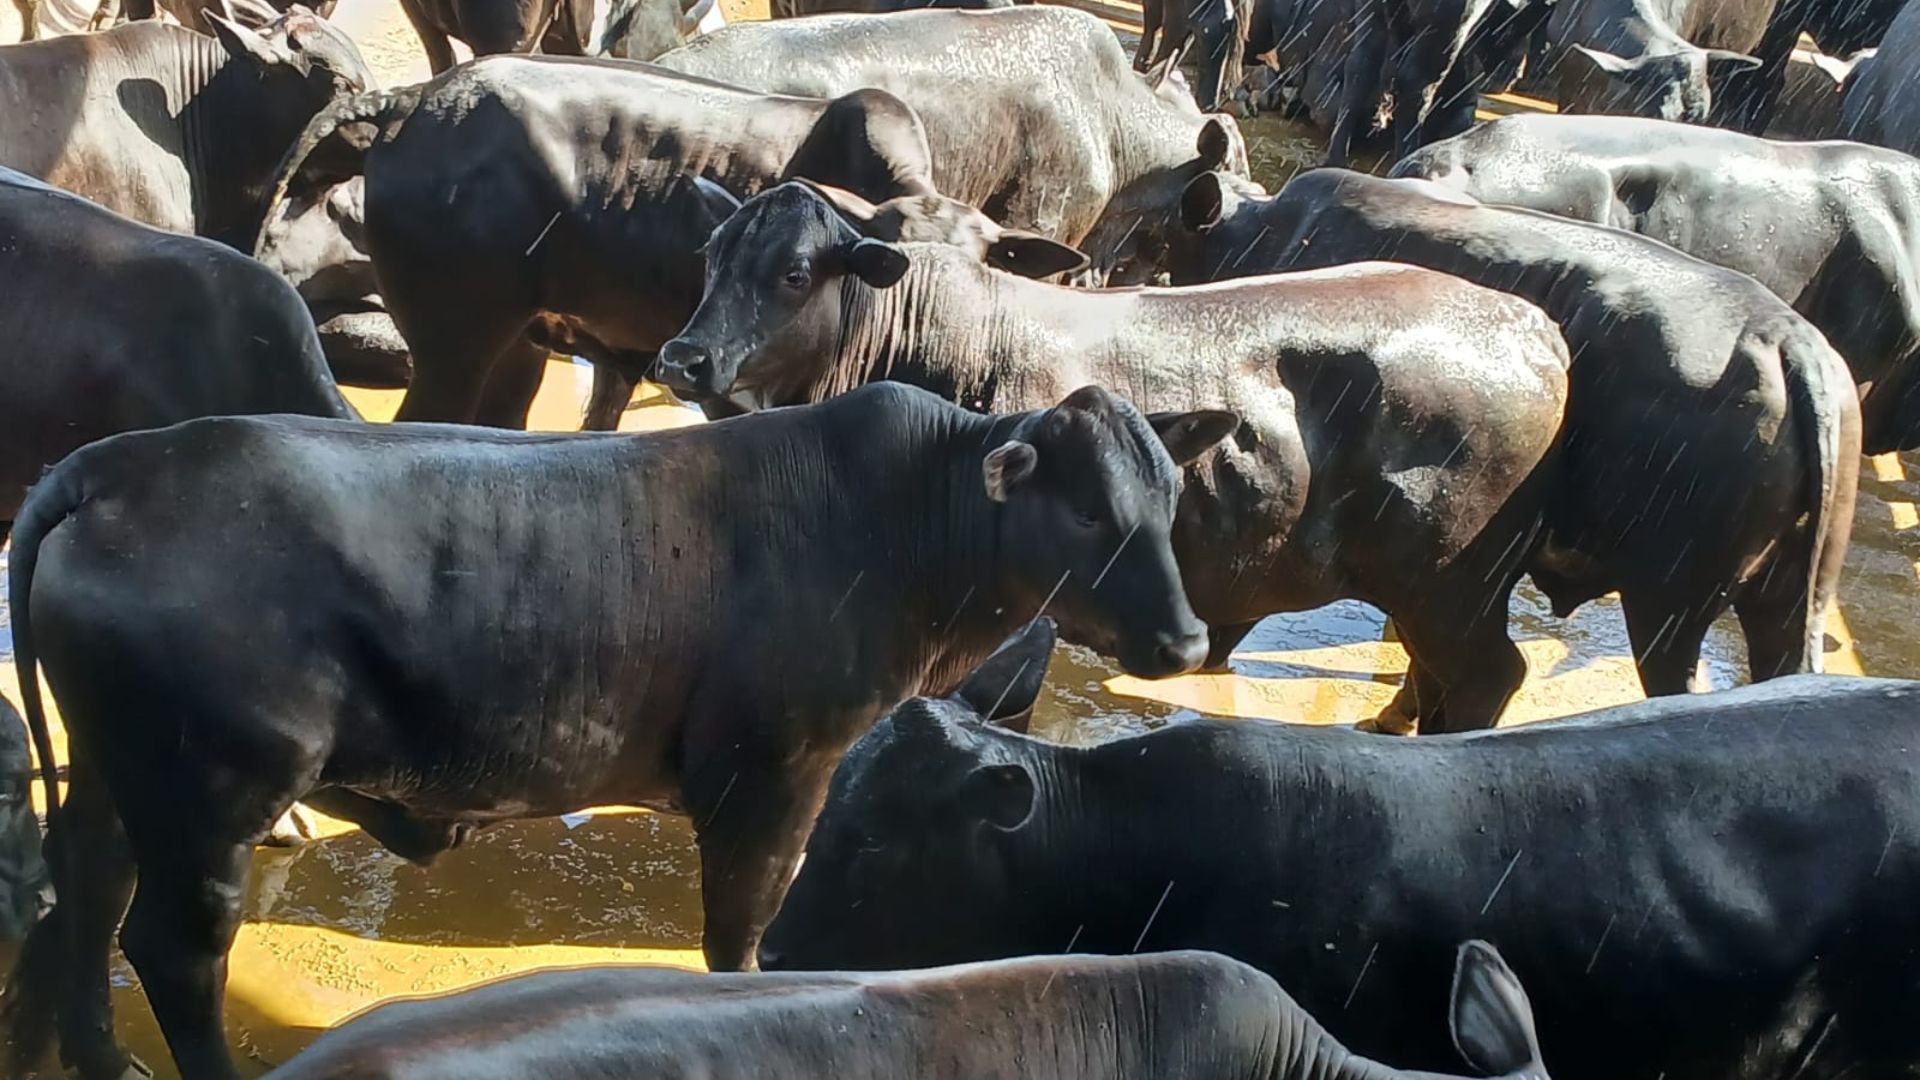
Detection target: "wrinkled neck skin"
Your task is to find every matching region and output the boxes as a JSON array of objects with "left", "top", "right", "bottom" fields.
[
  {"left": 739, "top": 252, "right": 1090, "bottom": 410},
  {"left": 827, "top": 401, "right": 1044, "bottom": 698},
  {"left": 1113, "top": 101, "right": 1215, "bottom": 189}
]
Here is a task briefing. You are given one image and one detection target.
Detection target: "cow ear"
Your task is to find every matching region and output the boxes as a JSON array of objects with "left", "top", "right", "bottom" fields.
[
  {"left": 952, "top": 618, "right": 1057, "bottom": 732},
  {"left": 958, "top": 763, "right": 1035, "bottom": 830},
  {"left": 1449, "top": 941, "right": 1544, "bottom": 1077},
  {"left": 209, "top": 11, "right": 294, "bottom": 65},
  {"left": 691, "top": 175, "right": 742, "bottom": 227},
  {"left": 1197, "top": 116, "right": 1234, "bottom": 168},
  {"left": 983, "top": 439, "right": 1038, "bottom": 502},
  {"left": 841, "top": 238, "right": 910, "bottom": 288},
  {"left": 1149, "top": 410, "right": 1238, "bottom": 467},
  {"left": 1182, "top": 173, "right": 1226, "bottom": 232},
  {"left": 985, "top": 232, "right": 1089, "bottom": 279},
  {"left": 797, "top": 180, "right": 885, "bottom": 235},
  {"left": 1568, "top": 44, "right": 1643, "bottom": 75}
]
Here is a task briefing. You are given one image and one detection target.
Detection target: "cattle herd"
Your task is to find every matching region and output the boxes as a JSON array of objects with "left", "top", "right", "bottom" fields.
[{"left": 2, "top": 0, "right": 1920, "bottom": 1073}]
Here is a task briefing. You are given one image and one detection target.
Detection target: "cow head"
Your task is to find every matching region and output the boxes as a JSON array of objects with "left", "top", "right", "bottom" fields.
[
  {"left": 1190, "top": 0, "right": 1256, "bottom": 113},
  {"left": 658, "top": 181, "right": 1085, "bottom": 400},
  {"left": 210, "top": 7, "right": 374, "bottom": 94},
  {"left": 1077, "top": 122, "right": 1262, "bottom": 287},
  {"left": 980, "top": 387, "right": 1229, "bottom": 679},
  {"left": 1559, "top": 43, "right": 1758, "bottom": 123},
  {"left": 0, "top": 701, "right": 50, "bottom": 950},
  {"left": 759, "top": 622, "right": 1064, "bottom": 971}
]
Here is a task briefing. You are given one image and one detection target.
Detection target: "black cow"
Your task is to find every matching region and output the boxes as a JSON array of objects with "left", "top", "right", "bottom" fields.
[
  {"left": 0, "top": 167, "right": 355, "bottom": 542},
  {"left": 651, "top": 7, "right": 1251, "bottom": 254},
  {"left": 0, "top": 694, "right": 49, "bottom": 949},
  {"left": 1096, "top": 168, "right": 1860, "bottom": 699},
  {"left": 1537, "top": 0, "right": 1763, "bottom": 123},
  {"left": 767, "top": 628, "right": 1920, "bottom": 1080},
  {"left": 0, "top": 10, "right": 371, "bottom": 251},
  {"left": 398, "top": 0, "right": 591, "bottom": 72},
  {"left": 1242, "top": 0, "right": 1386, "bottom": 162},
  {"left": 1840, "top": 0, "right": 1920, "bottom": 155},
  {"left": 1733, "top": 0, "right": 1904, "bottom": 131},
  {"left": 270, "top": 55, "right": 1072, "bottom": 430},
  {"left": 4, "top": 381, "right": 1230, "bottom": 1080},
  {"left": 262, "top": 945, "right": 1547, "bottom": 1080},
  {"left": 1393, "top": 113, "right": 1920, "bottom": 454},
  {"left": 661, "top": 182, "right": 1570, "bottom": 733}
]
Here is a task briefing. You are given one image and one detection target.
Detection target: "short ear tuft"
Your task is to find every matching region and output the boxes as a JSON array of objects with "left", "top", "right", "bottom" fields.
[
  {"left": 959, "top": 763, "right": 1035, "bottom": 830},
  {"left": 1149, "top": 409, "right": 1239, "bottom": 467},
  {"left": 1568, "top": 44, "right": 1643, "bottom": 75},
  {"left": 1181, "top": 172, "right": 1226, "bottom": 232},
  {"left": 1198, "top": 117, "right": 1234, "bottom": 167},
  {"left": 952, "top": 618, "right": 1057, "bottom": 732},
  {"left": 986, "top": 233, "right": 1090, "bottom": 279},
  {"left": 842, "top": 238, "right": 911, "bottom": 288},
  {"left": 1449, "top": 941, "right": 1545, "bottom": 1077},
  {"left": 983, "top": 440, "right": 1039, "bottom": 502}
]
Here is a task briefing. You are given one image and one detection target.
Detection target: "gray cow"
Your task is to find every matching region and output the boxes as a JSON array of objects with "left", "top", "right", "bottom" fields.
[
  {"left": 1393, "top": 113, "right": 1920, "bottom": 453},
  {"left": 652, "top": 7, "right": 1251, "bottom": 254},
  {"left": 261, "top": 946, "right": 1546, "bottom": 1080},
  {"left": 0, "top": 10, "right": 371, "bottom": 251}
]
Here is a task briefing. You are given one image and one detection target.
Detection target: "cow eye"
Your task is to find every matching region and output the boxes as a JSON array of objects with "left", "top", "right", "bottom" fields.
[
  {"left": 1073, "top": 507, "right": 1100, "bottom": 529},
  {"left": 783, "top": 264, "right": 811, "bottom": 290}
]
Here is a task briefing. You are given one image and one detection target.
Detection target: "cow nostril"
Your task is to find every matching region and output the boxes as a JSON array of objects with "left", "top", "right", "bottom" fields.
[{"left": 1155, "top": 635, "right": 1208, "bottom": 676}]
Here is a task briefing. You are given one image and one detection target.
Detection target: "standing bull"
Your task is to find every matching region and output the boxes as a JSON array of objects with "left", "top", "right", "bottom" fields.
[{"left": 4, "top": 382, "right": 1231, "bottom": 1080}]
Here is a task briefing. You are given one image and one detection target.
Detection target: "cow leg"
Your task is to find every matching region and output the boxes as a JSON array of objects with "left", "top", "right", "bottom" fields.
[
  {"left": 686, "top": 751, "right": 827, "bottom": 972},
  {"left": 1620, "top": 591, "right": 1721, "bottom": 696},
  {"left": 116, "top": 837, "right": 252, "bottom": 1080},
  {"left": 1732, "top": 539, "right": 1825, "bottom": 682},
  {"left": 5, "top": 761, "right": 139, "bottom": 1080},
  {"left": 582, "top": 363, "right": 640, "bottom": 432},
  {"left": 472, "top": 337, "right": 551, "bottom": 430},
  {"left": 1388, "top": 26, "right": 1450, "bottom": 163},
  {"left": 1394, "top": 609, "right": 1526, "bottom": 735},
  {"left": 1202, "top": 619, "right": 1259, "bottom": 671},
  {"left": 1134, "top": 0, "right": 1162, "bottom": 70},
  {"left": 400, "top": 0, "right": 458, "bottom": 73},
  {"left": 1327, "top": 10, "right": 1387, "bottom": 167},
  {"left": 388, "top": 307, "right": 533, "bottom": 425}
]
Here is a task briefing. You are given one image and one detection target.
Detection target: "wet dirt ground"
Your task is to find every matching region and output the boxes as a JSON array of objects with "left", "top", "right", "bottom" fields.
[{"left": 1, "top": 16, "right": 1916, "bottom": 1077}]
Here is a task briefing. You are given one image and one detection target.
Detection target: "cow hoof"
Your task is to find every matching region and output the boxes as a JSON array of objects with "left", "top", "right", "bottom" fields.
[{"left": 263, "top": 804, "right": 319, "bottom": 848}]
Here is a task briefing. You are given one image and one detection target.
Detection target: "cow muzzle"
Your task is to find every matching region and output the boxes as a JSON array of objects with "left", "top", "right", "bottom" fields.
[{"left": 657, "top": 338, "right": 725, "bottom": 400}]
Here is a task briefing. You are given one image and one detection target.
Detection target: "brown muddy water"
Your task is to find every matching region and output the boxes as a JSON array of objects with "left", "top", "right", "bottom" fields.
[{"left": 2, "top": 97, "right": 1918, "bottom": 1080}]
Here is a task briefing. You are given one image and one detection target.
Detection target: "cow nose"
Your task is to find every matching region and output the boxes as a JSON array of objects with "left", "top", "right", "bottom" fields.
[
  {"left": 1154, "top": 631, "right": 1209, "bottom": 677},
  {"left": 658, "top": 339, "right": 714, "bottom": 394}
]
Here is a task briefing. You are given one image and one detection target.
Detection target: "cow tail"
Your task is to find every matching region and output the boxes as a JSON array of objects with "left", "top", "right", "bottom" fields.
[
  {"left": 8, "top": 461, "right": 88, "bottom": 840},
  {"left": 254, "top": 85, "right": 422, "bottom": 257},
  {"left": 1784, "top": 335, "right": 1862, "bottom": 673}
]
